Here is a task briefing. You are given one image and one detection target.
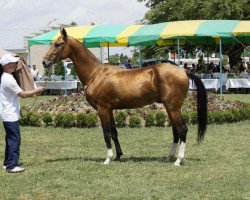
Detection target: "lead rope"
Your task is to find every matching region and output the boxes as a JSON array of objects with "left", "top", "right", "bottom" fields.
[{"left": 30, "top": 67, "right": 52, "bottom": 109}]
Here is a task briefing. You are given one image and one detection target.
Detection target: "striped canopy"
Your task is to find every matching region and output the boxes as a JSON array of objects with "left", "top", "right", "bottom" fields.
[{"left": 28, "top": 20, "right": 250, "bottom": 47}]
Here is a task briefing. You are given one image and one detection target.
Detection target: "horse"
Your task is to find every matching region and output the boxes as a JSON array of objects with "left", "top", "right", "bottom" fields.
[{"left": 43, "top": 28, "right": 207, "bottom": 166}]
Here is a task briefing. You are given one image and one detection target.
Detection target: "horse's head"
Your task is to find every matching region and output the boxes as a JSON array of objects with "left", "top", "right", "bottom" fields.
[{"left": 42, "top": 27, "right": 69, "bottom": 69}]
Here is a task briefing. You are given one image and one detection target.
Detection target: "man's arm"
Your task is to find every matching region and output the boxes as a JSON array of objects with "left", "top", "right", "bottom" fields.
[{"left": 18, "top": 87, "right": 44, "bottom": 98}]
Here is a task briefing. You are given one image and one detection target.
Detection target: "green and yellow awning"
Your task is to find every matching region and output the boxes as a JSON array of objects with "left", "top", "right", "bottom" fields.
[{"left": 28, "top": 20, "right": 250, "bottom": 47}]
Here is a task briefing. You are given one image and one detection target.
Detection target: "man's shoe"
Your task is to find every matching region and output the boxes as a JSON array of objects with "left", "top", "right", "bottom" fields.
[
  {"left": 2, "top": 165, "right": 6, "bottom": 170},
  {"left": 7, "top": 166, "right": 25, "bottom": 173}
]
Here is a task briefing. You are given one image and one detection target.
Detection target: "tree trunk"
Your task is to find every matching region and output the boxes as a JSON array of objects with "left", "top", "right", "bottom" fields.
[{"left": 224, "top": 43, "right": 244, "bottom": 72}]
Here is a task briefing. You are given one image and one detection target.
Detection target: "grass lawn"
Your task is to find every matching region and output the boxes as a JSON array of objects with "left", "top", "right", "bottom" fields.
[{"left": 0, "top": 94, "right": 249, "bottom": 199}]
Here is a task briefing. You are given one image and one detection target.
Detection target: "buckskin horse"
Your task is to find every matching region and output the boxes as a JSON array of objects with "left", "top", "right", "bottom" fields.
[{"left": 43, "top": 28, "right": 207, "bottom": 166}]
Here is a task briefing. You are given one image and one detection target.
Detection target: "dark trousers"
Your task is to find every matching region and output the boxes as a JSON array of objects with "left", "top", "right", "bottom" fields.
[{"left": 3, "top": 121, "right": 21, "bottom": 170}]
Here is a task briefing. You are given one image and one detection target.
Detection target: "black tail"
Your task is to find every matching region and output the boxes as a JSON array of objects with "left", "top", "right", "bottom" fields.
[{"left": 187, "top": 72, "right": 207, "bottom": 142}]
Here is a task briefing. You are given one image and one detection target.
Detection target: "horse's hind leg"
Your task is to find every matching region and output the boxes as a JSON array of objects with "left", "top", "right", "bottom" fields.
[
  {"left": 110, "top": 112, "right": 123, "bottom": 160},
  {"left": 168, "top": 110, "right": 188, "bottom": 166},
  {"left": 167, "top": 126, "right": 179, "bottom": 161},
  {"left": 97, "top": 107, "right": 113, "bottom": 165}
]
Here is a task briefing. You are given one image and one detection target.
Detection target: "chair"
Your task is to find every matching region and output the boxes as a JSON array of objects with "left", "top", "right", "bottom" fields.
[
  {"left": 65, "top": 75, "right": 74, "bottom": 81},
  {"left": 202, "top": 73, "right": 212, "bottom": 79},
  {"left": 51, "top": 75, "right": 62, "bottom": 81},
  {"left": 240, "top": 73, "right": 249, "bottom": 78},
  {"left": 42, "top": 76, "right": 49, "bottom": 81},
  {"left": 212, "top": 73, "right": 220, "bottom": 79}
]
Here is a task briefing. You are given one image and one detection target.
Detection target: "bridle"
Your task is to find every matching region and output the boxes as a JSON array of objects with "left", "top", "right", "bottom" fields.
[{"left": 43, "top": 41, "right": 65, "bottom": 65}]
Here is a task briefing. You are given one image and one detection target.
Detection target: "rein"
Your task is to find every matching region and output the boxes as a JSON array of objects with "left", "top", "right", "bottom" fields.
[
  {"left": 83, "top": 66, "right": 102, "bottom": 95},
  {"left": 30, "top": 67, "right": 52, "bottom": 109}
]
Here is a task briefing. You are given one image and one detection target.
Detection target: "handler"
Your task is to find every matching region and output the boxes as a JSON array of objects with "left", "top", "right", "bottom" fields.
[{"left": 0, "top": 54, "right": 44, "bottom": 173}]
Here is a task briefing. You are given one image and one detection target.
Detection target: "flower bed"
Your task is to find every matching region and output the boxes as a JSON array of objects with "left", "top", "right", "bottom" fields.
[{"left": 20, "top": 92, "right": 250, "bottom": 127}]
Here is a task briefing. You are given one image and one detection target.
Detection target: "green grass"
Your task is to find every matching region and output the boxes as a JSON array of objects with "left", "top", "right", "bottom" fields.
[
  {"left": 0, "top": 122, "right": 249, "bottom": 199},
  {"left": 0, "top": 94, "right": 248, "bottom": 199}
]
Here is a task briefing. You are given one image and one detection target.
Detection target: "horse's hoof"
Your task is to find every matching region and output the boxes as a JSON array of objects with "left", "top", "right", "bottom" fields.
[
  {"left": 114, "top": 156, "right": 120, "bottom": 161},
  {"left": 103, "top": 157, "right": 111, "bottom": 165},
  {"left": 174, "top": 158, "right": 183, "bottom": 166}
]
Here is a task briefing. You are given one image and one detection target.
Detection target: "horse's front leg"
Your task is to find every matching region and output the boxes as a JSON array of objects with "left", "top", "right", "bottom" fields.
[
  {"left": 110, "top": 112, "right": 123, "bottom": 160},
  {"left": 97, "top": 107, "right": 113, "bottom": 165}
]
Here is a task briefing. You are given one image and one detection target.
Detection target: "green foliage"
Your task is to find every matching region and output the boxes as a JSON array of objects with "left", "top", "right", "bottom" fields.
[
  {"left": 62, "top": 113, "right": 76, "bottom": 128},
  {"left": 119, "top": 53, "right": 129, "bottom": 64},
  {"left": 86, "top": 113, "right": 98, "bottom": 128},
  {"left": 54, "top": 61, "right": 65, "bottom": 76},
  {"left": 70, "top": 66, "right": 77, "bottom": 76},
  {"left": 28, "top": 112, "right": 41, "bottom": 127},
  {"left": 155, "top": 111, "right": 166, "bottom": 127},
  {"left": 42, "top": 112, "right": 53, "bottom": 126},
  {"left": 109, "top": 54, "right": 120, "bottom": 65},
  {"left": 115, "top": 111, "right": 127, "bottom": 127},
  {"left": 54, "top": 113, "right": 64, "bottom": 127},
  {"left": 137, "top": 0, "right": 249, "bottom": 68},
  {"left": 19, "top": 111, "right": 30, "bottom": 126},
  {"left": 20, "top": 111, "right": 41, "bottom": 126},
  {"left": 144, "top": 112, "right": 155, "bottom": 127},
  {"left": 129, "top": 115, "right": 141, "bottom": 128},
  {"left": 76, "top": 113, "right": 87, "bottom": 127}
]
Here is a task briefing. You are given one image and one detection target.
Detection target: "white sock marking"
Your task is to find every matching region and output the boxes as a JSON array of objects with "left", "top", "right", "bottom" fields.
[{"left": 103, "top": 148, "right": 113, "bottom": 165}]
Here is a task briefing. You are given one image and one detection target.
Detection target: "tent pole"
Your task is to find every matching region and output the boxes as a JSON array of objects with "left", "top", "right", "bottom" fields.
[
  {"left": 28, "top": 46, "right": 31, "bottom": 68},
  {"left": 177, "top": 37, "right": 180, "bottom": 66},
  {"left": 107, "top": 43, "right": 110, "bottom": 62},
  {"left": 64, "top": 62, "right": 67, "bottom": 95},
  {"left": 139, "top": 46, "right": 142, "bottom": 68},
  {"left": 100, "top": 42, "right": 103, "bottom": 63},
  {"left": 219, "top": 37, "right": 223, "bottom": 95}
]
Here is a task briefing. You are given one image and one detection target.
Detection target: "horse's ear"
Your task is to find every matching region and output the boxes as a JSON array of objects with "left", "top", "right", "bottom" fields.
[{"left": 60, "top": 27, "right": 68, "bottom": 41}]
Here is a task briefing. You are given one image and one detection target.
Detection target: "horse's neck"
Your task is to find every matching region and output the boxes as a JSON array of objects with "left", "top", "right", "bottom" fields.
[{"left": 68, "top": 39, "right": 100, "bottom": 85}]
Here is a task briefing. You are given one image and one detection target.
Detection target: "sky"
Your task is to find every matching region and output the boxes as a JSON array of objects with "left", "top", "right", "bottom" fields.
[{"left": 0, "top": 0, "right": 148, "bottom": 56}]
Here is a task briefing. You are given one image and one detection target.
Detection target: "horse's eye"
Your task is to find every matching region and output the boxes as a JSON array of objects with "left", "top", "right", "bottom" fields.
[{"left": 54, "top": 43, "right": 60, "bottom": 47}]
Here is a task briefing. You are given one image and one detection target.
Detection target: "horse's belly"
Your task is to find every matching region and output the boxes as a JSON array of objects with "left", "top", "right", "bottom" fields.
[{"left": 111, "top": 91, "right": 158, "bottom": 109}]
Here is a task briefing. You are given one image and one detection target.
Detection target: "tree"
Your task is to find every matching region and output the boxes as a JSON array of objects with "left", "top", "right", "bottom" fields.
[
  {"left": 137, "top": 0, "right": 249, "bottom": 69},
  {"left": 109, "top": 54, "right": 120, "bottom": 65},
  {"left": 54, "top": 61, "right": 65, "bottom": 77}
]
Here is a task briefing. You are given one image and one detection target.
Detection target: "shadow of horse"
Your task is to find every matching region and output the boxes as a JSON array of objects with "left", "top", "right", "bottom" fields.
[{"left": 45, "top": 156, "right": 201, "bottom": 164}]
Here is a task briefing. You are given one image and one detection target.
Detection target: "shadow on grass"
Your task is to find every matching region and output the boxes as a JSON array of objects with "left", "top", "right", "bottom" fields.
[{"left": 45, "top": 156, "right": 201, "bottom": 163}]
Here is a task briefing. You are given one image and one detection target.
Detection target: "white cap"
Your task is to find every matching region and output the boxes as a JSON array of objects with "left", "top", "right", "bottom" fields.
[{"left": 0, "top": 54, "right": 19, "bottom": 66}]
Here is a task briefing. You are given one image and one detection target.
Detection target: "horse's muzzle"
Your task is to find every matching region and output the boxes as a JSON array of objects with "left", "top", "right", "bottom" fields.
[{"left": 42, "top": 59, "right": 53, "bottom": 68}]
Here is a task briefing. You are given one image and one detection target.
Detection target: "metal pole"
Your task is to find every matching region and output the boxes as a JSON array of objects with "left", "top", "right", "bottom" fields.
[
  {"left": 28, "top": 46, "right": 31, "bottom": 68},
  {"left": 64, "top": 62, "right": 67, "bottom": 95},
  {"left": 139, "top": 46, "right": 142, "bottom": 67},
  {"left": 219, "top": 37, "right": 223, "bottom": 95},
  {"left": 177, "top": 37, "right": 180, "bottom": 66},
  {"left": 107, "top": 43, "right": 110, "bottom": 63},
  {"left": 100, "top": 42, "right": 102, "bottom": 63}
]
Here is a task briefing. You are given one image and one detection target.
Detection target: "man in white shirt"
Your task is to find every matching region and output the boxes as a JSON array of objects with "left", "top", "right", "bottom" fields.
[
  {"left": 0, "top": 54, "right": 44, "bottom": 173},
  {"left": 31, "top": 64, "right": 39, "bottom": 81}
]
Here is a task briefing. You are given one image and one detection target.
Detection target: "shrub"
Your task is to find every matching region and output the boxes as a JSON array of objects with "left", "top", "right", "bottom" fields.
[
  {"left": 155, "top": 111, "right": 166, "bottom": 127},
  {"left": 29, "top": 112, "right": 41, "bottom": 127},
  {"left": 42, "top": 112, "right": 53, "bottom": 126},
  {"left": 86, "top": 113, "right": 98, "bottom": 128},
  {"left": 144, "top": 113, "right": 155, "bottom": 127},
  {"left": 76, "top": 113, "right": 87, "bottom": 127},
  {"left": 115, "top": 111, "right": 127, "bottom": 127},
  {"left": 54, "top": 113, "right": 64, "bottom": 127},
  {"left": 62, "top": 113, "right": 76, "bottom": 128},
  {"left": 19, "top": 111, "right": 29, "bottom": 126},
  {"left": 129, "top": 115, "right": 141, "bottom": 128}
]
